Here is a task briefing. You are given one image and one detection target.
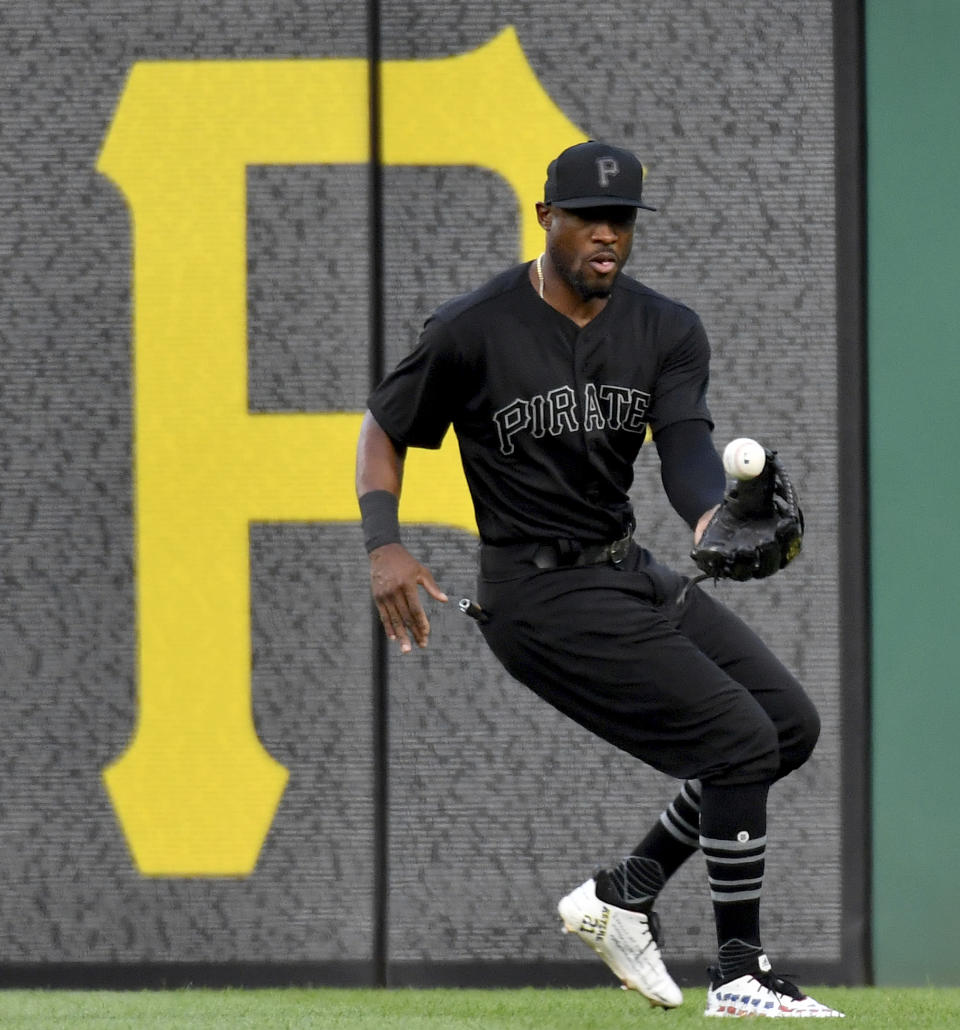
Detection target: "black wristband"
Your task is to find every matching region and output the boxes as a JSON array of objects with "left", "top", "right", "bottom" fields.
[{"left": 359, "top": 490, "right": 401, "bottom": 553}]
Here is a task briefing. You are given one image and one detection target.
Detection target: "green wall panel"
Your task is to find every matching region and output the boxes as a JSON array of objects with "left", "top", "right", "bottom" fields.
[{"left": 867, "top": 0, "right": 960, "bottom": 986}]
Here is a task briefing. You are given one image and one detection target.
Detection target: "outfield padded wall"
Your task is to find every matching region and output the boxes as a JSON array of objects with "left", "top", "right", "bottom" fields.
[
  {"left": 0, "top": 0, "right": 854, "bottom": 983},
  {"left": 866, "top": 0, "right": 960, "bottom": 987}
]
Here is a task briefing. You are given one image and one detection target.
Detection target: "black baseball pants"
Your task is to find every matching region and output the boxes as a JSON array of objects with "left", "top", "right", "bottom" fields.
[{"left": 476, "top": 542, "right": 820, "bottom": 787}]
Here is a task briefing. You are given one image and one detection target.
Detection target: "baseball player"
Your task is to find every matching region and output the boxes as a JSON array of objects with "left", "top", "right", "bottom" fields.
[{"left": 356, "top": 141, "right": 842, "bottom": 1018}]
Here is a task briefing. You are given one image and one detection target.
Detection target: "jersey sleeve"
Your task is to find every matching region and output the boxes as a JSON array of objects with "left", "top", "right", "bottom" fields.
[
  {"left": 654, "top": 418, "right": 726, "bottom": 528},
  {"left": 647, "top": 315, "right": 714, "bottom": 433},
  {"left": 366, "top": 316, "right": 464, "bottom": 450}
]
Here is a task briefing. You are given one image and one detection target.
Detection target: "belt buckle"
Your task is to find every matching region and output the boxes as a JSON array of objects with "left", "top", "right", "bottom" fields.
[{"left": 608, "top": 534, "right": 630, "bottom": 566}]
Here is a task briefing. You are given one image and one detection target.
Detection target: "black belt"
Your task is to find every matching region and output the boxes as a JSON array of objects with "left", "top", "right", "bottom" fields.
[{"left": 481, "top": 530, "right": 633, "bottom": 574}]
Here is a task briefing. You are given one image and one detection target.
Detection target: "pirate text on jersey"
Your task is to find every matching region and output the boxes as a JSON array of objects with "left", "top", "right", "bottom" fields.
[{"left": 493, "top": 382, "right": 650, "bottom": 455}]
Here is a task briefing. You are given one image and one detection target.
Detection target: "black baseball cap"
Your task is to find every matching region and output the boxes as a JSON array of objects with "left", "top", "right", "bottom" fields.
[{"left": 544, "top": 140, "right": 656, "bottom": 211}]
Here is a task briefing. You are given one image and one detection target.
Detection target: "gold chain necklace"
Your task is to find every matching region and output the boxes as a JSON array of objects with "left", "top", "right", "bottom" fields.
[{"left": 536, "top": 252, "right": 545, "bottom": 298}]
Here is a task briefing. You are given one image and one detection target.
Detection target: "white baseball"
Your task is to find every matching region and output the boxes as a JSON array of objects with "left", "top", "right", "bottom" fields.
[{"left": 723, "top": 437, "right": 766, "bottom": 480}]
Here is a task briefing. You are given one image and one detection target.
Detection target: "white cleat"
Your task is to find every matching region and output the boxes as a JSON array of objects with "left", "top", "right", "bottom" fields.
[
  {"left": 704, "top": 956, "right": 844, "bottom": 1018},
  {"left": 558, "top": 877, "right": 683, "bottom": 1009}
]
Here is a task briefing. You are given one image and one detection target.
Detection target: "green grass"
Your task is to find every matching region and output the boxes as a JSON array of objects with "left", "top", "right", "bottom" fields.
[{"left": 0, "top": 986, "right": 958, "bottom": 1029}]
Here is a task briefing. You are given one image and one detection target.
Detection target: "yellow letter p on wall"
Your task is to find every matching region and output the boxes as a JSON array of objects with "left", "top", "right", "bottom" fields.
[{"left": 97, "top": 28, "right": 586, "bottom": 876}]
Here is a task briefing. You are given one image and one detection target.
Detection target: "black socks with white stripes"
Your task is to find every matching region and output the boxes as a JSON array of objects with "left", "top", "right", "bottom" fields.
[
  {"left": 599, "top": 777, "right": 771, "bottom": 983},
  {"left": 597, "top": 777, "right": 771, "bottom": 982},
  {"left": 699, "top": 781, "right": 770, "bottom": 977},
  {"left": 656, "top": 777, "right": 703, "bottom": 855},
  {"left": 596, "top": 780, "right": 702, "bottom": 911}
]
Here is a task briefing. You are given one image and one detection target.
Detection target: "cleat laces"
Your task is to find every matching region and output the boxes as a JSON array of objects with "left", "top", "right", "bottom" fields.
[
  {"left": 756, "top": 969, "right": 806, "bottom": 1002},
  {"left": 646, "top": 909, "right": 664, "bottom": 949}
]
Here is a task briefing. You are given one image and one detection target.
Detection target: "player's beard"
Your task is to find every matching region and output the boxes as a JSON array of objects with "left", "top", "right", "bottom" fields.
[{"left": 549, "top": 245, "right": 619, "bottom": 300}]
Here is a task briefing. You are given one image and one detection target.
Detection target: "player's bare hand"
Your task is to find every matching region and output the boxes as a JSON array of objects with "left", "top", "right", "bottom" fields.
[{"left": 368, "top": 543, "right": 448, "bottom": 653}]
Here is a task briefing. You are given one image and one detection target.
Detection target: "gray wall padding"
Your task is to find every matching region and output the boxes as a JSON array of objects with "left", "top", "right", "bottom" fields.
[{"left": 0, "top": 0, "right": 841, "bottom": 973}]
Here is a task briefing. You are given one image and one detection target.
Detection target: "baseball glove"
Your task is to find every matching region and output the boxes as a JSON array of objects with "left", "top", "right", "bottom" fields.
[{"left": 690, "top": 448, "right": 803, "bottom": 582}]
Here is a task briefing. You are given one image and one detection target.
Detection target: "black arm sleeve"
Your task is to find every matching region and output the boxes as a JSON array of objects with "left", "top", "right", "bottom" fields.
[{"left": 654, "top": 419, "right": 726, "bottom": 529}]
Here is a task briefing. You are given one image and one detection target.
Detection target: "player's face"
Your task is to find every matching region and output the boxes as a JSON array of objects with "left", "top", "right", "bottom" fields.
[{"left": 541, "top": 204, "right": 637, "bottom": 300}]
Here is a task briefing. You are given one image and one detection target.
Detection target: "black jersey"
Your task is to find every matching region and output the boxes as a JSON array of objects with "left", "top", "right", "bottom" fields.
[{"left": 368, "top": 263, "right": 713, "bottom": 545}]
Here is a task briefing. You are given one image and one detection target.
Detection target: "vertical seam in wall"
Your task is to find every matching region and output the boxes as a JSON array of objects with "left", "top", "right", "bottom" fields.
[
  {"left": 833, "top": 0, "right": 873, "bottom": 986},
  {"left": 367, "top": 0, "right": 388, "bottom": 990}
]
